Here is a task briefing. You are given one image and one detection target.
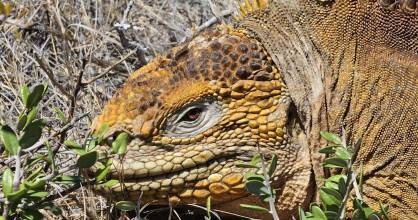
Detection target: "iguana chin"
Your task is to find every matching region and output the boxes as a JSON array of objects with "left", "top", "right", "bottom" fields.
[{"left": 90, "top": 0, "right": 418, "bottom": 219}]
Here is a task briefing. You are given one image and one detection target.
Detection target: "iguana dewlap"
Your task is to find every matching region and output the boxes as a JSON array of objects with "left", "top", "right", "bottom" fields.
[{"left": 91, "top": 0, "right": 418, "bottom": 219}]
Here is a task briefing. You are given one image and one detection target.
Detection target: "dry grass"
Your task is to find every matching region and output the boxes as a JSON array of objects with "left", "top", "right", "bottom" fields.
[{"left": 0, "top": 0, "right": 235, "bottom": 219}]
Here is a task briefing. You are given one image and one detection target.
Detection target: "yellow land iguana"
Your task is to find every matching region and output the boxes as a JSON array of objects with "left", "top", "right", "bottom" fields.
[{"left": 90, "top": 0, "right": 418, "bottom": 219}]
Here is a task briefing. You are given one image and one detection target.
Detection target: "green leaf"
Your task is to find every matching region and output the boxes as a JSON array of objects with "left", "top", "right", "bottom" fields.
[
  {"left": 298, "top": 207, "right": 307, "bottom": 220},
  {"left": 311, "top": 205, "right": 327, "bottom": 220},
  {"left": 244, "top": 172, "right": 264, "bottom": 182},
  {"left": 320, "top": 188, "right": 341, "bottom": 207},
  {"left": 112, "top": 132, "right": 129, "bottom": 155},
  {"left": 7, "top": 187, "right": 27, "bottom": 202},
  {"left": 24, "top": 178, "right": 46, "bottom": 190},
  {"left": 24, "top": 107, "right": 38, "bottom": 129},
  {"left": 0, "top": 125, "right": 20, "bottom": 155},
  {"left": 335, "top": 147, "right": 351, "bottom": 160},
  {"left": 98, "top": 179, "right": 119, "bottom": 188},
  {"left": 94, "top": 123, "right": 109, "bottom": 143},
  {"left": 320, "top": 131, "right": 342, "bottom": 145},
  {"left": 26, "top": 165, "right": 44, "bottom": 181},
  {"left": 318, "top": 146, "right": 337, "bottom": 154},
  {"left": 20, "top": 84, "right": 29, "bottom": 107},
  {"left": 250, "top": 154, "right": 261, "bottom": 166},
  {"left": 2, "top": 167, "right": 14, "bottom": 195},
  {"left": 379, "top": 202, "right": 390, "bottom": 220},
  {"left": 338, "top": 177, "right": 347, "bottom": 196},
  {"left": 95, "top": 163, "right": 111, "bottom": 181},
  {"left": 27, "top": 84, "right": 46, "bottom": 109},
  {"left": 235, "top": 163, "right": 259, "bottom": 169},
  {"left": 305, "top": 211, "right": 313, "bottom": 217},
  {"left": 19, "top": 119, "right": 45, "bottom": 148},
  {"left": 53, "top": 107, "right": 67, "bottom": 124},
  {"left": 363, "top": 207, "right": 375, "bottom": 218},
  {"left": 54, "top": 175, "right": 83, "bottom": 184},
  {"left": 77, "top": 150, "right": 98, "bottom": 168},
  {"left": 64, "top": 140, "right": 85, "bottom": 155},
  {"left": 268, "top": 154, "right": 278, "bottom": 177},
  {"left": 115, "top": 201, "right": 137, "bottom": 211},
  {"left": 17, "top": 113, "right": 27, "bottom": 131},
  {"left": 27, "top": 191, "right": 49, "bottom": 199},
  {"left": 46, "top": 141, "right": 56, "bottom": 171},
  {"left": 323, "top": 157, "right": 348, "bottom": 168},
  {"left": 352, "top": 199, "right": 374, "bottom": 220},
  {"left": 25, "top": 157, "right": 47, "bottom": 173},
  {"left": 86, "top": 138, "right": 97, "bottom": 152},
  {"left": 321, "top": 187, "right": 343, "bottom": 202},
  {"left": 327, "top": 174, "right": 346, "bottom": 183},
  {"left": 245, "top": 180, "right": 270, "bottom": 197},
  {"left": 324, "top": 211, "right": 338, "bottom": 219},
  {"left": 239, "top": 204, "right": 269, "bottom": 212},
  {"left": 368, "top": 213, "right": 381, "bottom": 220},
  {"left": 324, "top": 180, "right": 339, "bottom": 191},
  {"left": 21, "top": 209, "right": 43, "bottom": 220}
]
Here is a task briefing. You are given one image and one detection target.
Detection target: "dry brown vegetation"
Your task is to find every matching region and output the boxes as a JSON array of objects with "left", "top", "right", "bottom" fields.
[{"left": 0, "top": 0, "right": 234, "bottom": 219}]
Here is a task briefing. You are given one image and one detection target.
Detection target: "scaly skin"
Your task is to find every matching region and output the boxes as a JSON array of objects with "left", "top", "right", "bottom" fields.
[{"left": 91, "top": 0, "right": 417, "bottom": 219}]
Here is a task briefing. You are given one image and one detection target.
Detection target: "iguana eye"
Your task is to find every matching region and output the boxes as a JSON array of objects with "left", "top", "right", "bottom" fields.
[
  {"left": 164, "top": 99, "right": 222, "bottom": 138},
  {"left": 181, "top": 108, "right": 202, "bottom": 122}
]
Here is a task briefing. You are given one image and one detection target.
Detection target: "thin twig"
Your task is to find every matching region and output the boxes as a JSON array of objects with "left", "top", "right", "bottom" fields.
[
  {"left": 196, "top": 9, "right": 233, "bottom": 32},
  {"left": 34, "top": 55, "right": 72, "bottom": 99},
  {"left": 180, "top": 9, "right": 233, "bottom": 43},
  {"left": 82, "top": 49, "right": 136, "bottom": 85},
  {"left": 116, "top": 29, "right": 148, "bottom": 67},
  {"left": 114, "top": 1, "right": 148, "bottom": 68}
]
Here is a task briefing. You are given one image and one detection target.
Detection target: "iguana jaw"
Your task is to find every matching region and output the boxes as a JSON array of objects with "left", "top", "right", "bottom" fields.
[
  {"left": 95, "top": 145, "right": 252, "bottom": 204},
  {"left": 93, "top": 133, "right": 278, "bottom": 204}
]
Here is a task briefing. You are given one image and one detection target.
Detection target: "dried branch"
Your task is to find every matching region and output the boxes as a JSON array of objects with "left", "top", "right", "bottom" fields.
[
  {"left": 35, "top": 55, "right": 72, "bottom": 99},
  {"left": 82, "top": 49, "right": 137, "bottom": 85}
]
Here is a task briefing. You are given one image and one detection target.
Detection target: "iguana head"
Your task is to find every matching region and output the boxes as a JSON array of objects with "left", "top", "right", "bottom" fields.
[{"left": 91, "top": 24, "right": 312, "bottom": 216}]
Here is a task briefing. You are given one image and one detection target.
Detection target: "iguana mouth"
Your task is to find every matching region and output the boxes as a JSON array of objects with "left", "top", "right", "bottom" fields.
[
  {"left": 109, "top": 154, "right": 242, "bottom": 181},
  {"left": 93, "top": 140, "right": 256, "bottom": 203}
]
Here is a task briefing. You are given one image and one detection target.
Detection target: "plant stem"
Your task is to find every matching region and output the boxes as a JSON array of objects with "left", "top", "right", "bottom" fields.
[
  {"left": 336, "top": 171, "right": 355, "bottom": 220},
  {"left": 2, "top": 200, "right": 9, "bottom": 220},
  {"left": 257, "top": 145, "right": 280, "bottom": 220},
  {"left": 13, "top": 154, "right": 21, "bottom": 191}
]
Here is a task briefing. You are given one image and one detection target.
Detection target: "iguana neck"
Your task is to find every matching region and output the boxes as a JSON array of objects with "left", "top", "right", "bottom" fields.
[
  {"left": 235, "top": 1, "right": 332, "bottom": 183},
  {"left": 236, "top": 1, "right": 418, "bottom": 217}
]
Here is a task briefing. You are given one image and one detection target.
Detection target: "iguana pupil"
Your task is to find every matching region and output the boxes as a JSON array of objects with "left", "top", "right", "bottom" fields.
[{"left": 181, "top": 108, "right": 202, "bottom": 122}]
